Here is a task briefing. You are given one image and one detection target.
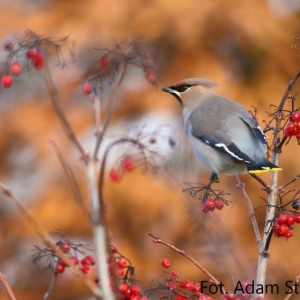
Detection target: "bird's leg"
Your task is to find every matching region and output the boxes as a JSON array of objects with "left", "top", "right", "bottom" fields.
[
  {"left": 210, "top": 172, "right": 219, "bottom": 184},
  {"left": 202, "top": 172, "right": 219, "bottom": 200}
]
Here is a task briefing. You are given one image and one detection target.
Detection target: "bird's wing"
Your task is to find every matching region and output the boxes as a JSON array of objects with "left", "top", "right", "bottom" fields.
[
  {"left": 189, "top": 108, "right": 255, "bottom": 165},
  {"left": 238, "top": 113, "right": 267, "bottom": 144}
]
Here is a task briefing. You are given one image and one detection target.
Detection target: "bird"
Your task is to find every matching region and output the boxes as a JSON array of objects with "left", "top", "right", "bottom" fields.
[{"left": 162, "top": 78, "right": 281, "bottom": 177}]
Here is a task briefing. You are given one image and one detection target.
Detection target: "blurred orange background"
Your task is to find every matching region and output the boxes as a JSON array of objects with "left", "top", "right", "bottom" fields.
[{"left": 0, "top": 0, "right": 300, "bottom": 299}]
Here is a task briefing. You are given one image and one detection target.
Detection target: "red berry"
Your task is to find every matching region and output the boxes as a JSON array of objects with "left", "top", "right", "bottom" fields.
[
  {"left": 55, "top": 261, "right": 65, "bottom": 274},
  {"left": 292, "top": 111, "right": 300, "bottom": 122},
  {"left": 294, "top": 121, "right": 300, "bottom": 130},
  {"left": 175, "top": 295, "right": 187, "bottom": 300},
  {"left": 169, "top": 271, "right": 179, "bottom": 280},
  {"left": 273, "top": 221, "right": 280, "bottom": 231},
  {"left": 202, "top": 203, "right": 209, "bottom": 213},
  {"left": 117, "top": 257, "right": 127, "bottom": 268},
  {"left": 179, "top": 279, "right": 193, "bottom": 290},
  {"left": 100, "top": 56, "right": 109, "bottom": 68},
  {"left": 81, "top": 264, "right": 90, "bottom": 274},
  {"left": 296, "top": 132, "right": 300, "bottom": 140},
  {"left": 286, "top": 214, "right": 295, "bottom": 226},
  {"left": 110, "top": 244, "right": 118, "bottom": 253},
  {"left": 109, "top": 169, "right": 122, "bottom": 182},
  {"left": 117, "top": 268, "right": 125, "bottom": 277},
  {"left": 278, "top": 224, "right": 289, "bottom": 236},
  {"left": 32, "top": 51, "right": 44, "bottom": 69},
  {"left": 167, "top": 282, "right": 177, "bottom": 289},
  {"left": 215, "top": 199, "right": 224, "bottom": 210},
  {"left": 83, "top": 82, "right": 92, "bottom": 95},
  {"left": 206, "top": 198, "right": 215, "bottom": 211},
  {"left": 284, "top": 228, "right": 293, "bottom": 239},
  {"left": 286, "top": 122, "right": 298, "bottom": 135},
  {"left": 60, "top": 243, "right": 71, "bottom": 253},
  {"left": 294, "top": 213, "right": 300, "bottom": 223},
  {"left": 85, "top": 254, "right": 95, "bottom": 266},
  {"left": 27, "top": 48, "right": 38, "bottom": 59},
  {"left": 285, "top": 128, "right": 293, "bottom": 137},
  {"left": 10, "top": 62, "right": 22, "bottom": 76},
  {"left": 146, "top": 72, "right": 157, "bottom": 84},
  {"left": 1, "top": 74, "right": 12, "bottom": 88},
  {"left": 130, "top": 295, "right": 141, "bottom": 300},
  {"left": 276, "top": 213, "right": 287, "bottom": 224},
  {"left": 131, "top": 285, "right": 140, "bottom": 295},
  {"left": 161, "top": 258, "right": 171, "bottom": 269},
  {"left": 192, "top": 282, "right": 200, "bottom": 291},
  {"left": 70, "top": 256, "right": 79, "bottom": 265},
  {"left": 118, "top": 283, "right": 130, "bottom": 295},
  {"left": 122, "top": 156, "right": 134, "bottom": 171}
]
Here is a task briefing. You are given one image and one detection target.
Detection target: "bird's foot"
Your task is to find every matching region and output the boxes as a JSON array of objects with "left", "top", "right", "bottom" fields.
[{"left": 209, "top": 172, "right": 219, "bottom": 184}]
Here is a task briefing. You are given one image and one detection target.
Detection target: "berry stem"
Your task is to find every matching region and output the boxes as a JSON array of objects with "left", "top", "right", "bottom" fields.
[
  {"left": 43, "top": 54, "right": 87, "bottom": 158},
  {"left": 234, "top": 175, "right": 262, "bottom": 248},
  {"left": 43, "top": 273, "right": 57, "bottom": 300},
  {"left": 92, "top": 59, "right": 128, "bottom": 160},
  {"left": 50, "top": 141, "right": 92, "bottom": 223},
  {"left": 147, "top": 233, "right": 226, "bottom": 294}
]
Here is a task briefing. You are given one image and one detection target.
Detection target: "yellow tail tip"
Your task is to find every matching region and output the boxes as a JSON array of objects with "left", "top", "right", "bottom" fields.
[{"left": 248, "top": 167, "right": 282, "bottom": 174}]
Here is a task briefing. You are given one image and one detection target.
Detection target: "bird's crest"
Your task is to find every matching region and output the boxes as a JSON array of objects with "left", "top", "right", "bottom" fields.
[{"left": 172, "top": 78, "right": 218, "bottom": 89}]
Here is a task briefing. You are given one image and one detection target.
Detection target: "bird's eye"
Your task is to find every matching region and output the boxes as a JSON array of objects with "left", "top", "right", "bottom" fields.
[{"left": 175, "top": 85, "right": 190, "bottom": 92}]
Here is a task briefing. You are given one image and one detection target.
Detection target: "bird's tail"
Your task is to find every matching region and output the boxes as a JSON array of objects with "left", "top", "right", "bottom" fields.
[{"left": 247, "top": 159, "right": 282, "bottom": 174}]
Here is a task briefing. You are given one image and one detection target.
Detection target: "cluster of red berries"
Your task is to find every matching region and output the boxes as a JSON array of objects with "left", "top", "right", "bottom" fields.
[
  {"left": 55, "top": 242, "right": 95, "bottom": 275},
  {"left": 1, "top": 48, "right": 45, "bottom": 89},
  {"left": 202, "top": 198, "right": 224, "bottom": 213},
  {"left": 1, "top": 61, "right": 22, "bottom": 88},
  {"left": 109, "top": 244, "right": 149, "bottom": 300},
  {"left": 109, "top": 156, "right": 135, "bottom": 182},
  {"left": 118, "top": 283, "right": 148, "bottom": 300},
  {"left": 160, "top": 258, "right": 214, "bottom": 300},
  {"left": 273, "top": 213, "right": 300, "bottom": 239},
  {"left": 284, "top": 111, "right": 300, "bottom": 139}
]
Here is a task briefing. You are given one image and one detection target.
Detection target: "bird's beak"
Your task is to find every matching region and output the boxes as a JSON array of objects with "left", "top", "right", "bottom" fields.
[
  {"left": 161, "top": 86, "right": 172, "bottom": 93},
  {"left": 161, "top": 86, "right": 182, "bottom": 106}
]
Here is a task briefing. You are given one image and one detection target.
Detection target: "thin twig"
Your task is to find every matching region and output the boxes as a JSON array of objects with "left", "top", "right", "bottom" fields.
[
  {"left": 93, "top": 60, "right": 128, "bottom": 159},
  {"left": 50, "top": 140, "right": 92, "bottom": 223},
  {"left": 0, "top": 181, "right": 102, "bottom": 298},
  {"left": 148, "top": 233, "right": 226, "bottom": 294},
  {"left": 234, "top": 175, "right": 262, "bottom": 248},
  {"left": 0, "top": 272, "right": 17, "bottom": 300},
  {"left": 43, "top": 273, "right": 57, "bottom": 300},
  {"left": 43, "top": 55, "right": 87, "bottom": 158},
  {"left": 278, "top": 70, "right": 300, "bottom": 112},
  {"left": 279, "top": 173, "right": 300, "bottom": 190},
  {"left": 249, "top": 173, "right": 269, "bottom": 191}
]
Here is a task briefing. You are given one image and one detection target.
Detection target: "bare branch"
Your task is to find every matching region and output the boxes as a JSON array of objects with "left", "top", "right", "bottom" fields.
[
  {"left": 279, "top": 173, "right": 300, "bottom": 190},
  {"left": 50, "top": 141, "right": 92, "bottom": 223},
  {"left": 0, "top": 272, "right": 17, "bottom": 300},
  {"left": 148, "top": 233, "right": 226, "bottom": 295},
  {"left": 234, "top": 175, "right": 262, "bottom": 248},
  {"left": 43, "top": 59, "right": 87, "bottom": 159},
  {"left": 278, "top": 70, "right": 300, "bottom": 112}
]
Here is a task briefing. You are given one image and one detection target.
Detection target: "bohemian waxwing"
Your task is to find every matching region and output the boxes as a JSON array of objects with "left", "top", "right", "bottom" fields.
[{"left": 162, "top": 78, "right": 281, "bottom": 175}]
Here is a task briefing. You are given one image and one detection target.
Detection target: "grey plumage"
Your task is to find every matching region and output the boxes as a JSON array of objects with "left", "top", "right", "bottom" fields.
[{"left": 162, "top": 78, "right": 281, "bottom": 175}]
